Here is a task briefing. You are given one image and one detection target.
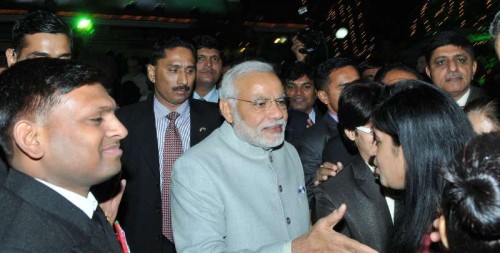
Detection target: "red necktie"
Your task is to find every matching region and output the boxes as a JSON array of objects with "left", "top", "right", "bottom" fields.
[{"left": 162, "top": 111, "right": 182, "bottom": 241}]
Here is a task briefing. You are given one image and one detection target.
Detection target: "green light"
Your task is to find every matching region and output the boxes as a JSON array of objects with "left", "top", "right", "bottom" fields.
[
  {"left": 77, "top": 18, "right": 93, "bottom": 31},
  {"left": 467, "top": 33, "right": 493, "bottom": 43}
]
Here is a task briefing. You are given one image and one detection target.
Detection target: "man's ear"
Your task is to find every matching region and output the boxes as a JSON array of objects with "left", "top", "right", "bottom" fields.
[
  {"left": 438, "top": 215, "right": 449, "bottom": 249},
  {"left": 317, "top": 90, "right": 329, "bottom": 105},
  {"left": 147, "top": 64, "right": 156, "bottom": 83},
  {"left": 6, "top": 48, "right": 17, "bottom": 67},
  {"left": 425, "top": 65, "right": 431, "bottom": 79},
  {"left": 471, "top": 60, "right": 477, "bottom": 78},
  {"left": 12, "top": 120, "right": 44, "bottom": 160},
  {"left": 219, "top": 99, "right": 234, "bottom": 123},
  {"left": 344, "top": 129, "right": 356, "bottom": 141}
]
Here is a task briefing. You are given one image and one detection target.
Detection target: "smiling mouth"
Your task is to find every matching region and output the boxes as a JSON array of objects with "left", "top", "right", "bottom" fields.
[{"left": 263, "top": 125, "right": 283, "bottom": 133}]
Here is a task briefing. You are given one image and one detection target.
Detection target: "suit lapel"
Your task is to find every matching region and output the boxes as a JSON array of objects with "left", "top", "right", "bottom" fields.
[
  {"left": 190, "top": 99, "right": 214, "bottom": 147},
  {"left": 5, "top": 170, "right": 104, "bottom": 248},
  {"left": 132, "top": 99, "right": 161, "bottom": 182},
  {"left": 352, "top": 157, "right": 393, "bottom": 228}
]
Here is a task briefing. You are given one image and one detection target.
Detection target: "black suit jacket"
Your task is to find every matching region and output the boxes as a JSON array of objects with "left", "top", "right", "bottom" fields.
[
  {"left": 0, "top": 159, "right": 7, "bottom": 187},
  {"left": 285, "top": 107, "right": 325, "bottom": 144},
  {"left": 465, "top": 85, "right": 488, "bottom": 106},
  {"left": 322, "top": 134, "right": 358, "bottom": 168},
  {"left": 315, "top": 156, "right": 393, "bottom": 252},
  {"left": 0, "top": 169, "right": 121, "bottom": 253},
  {"left": 294, "top": 114, "right": 339, "bottom": 207},
  {"left": 116, "top": 97, "right": 222, "bottom": 253}
]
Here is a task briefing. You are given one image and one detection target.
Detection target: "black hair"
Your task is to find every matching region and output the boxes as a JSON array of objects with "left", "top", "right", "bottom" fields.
[
  {"left": 192, "top": 35, "right": 220, "bottom": 51},
  {"left": 442, "top": 132, "right": 500, "bottom": 253},
  {"left": 150, "top": 37, "right": 196, "bottom": 66},
  {"left": 11, "top": 10, "right": 73, "bottom": 54},
  {"left": 0, "top": 58, "right": 104, "bottom": 158},
  {"left": 338, "top": 80, "right": 382, "bottom": 131},
  {"left": 372, "top": 79, "right": 475, "bottom": 253},
  {"left": 315, "top": 57, "right": 358, "bottom": 91},
  {"left": 338, "top": 80, "right": 382, "bottom": 152},
  {"left": 357, "top": 60, "right": 383, "bottom": 74},
  {"left": 373, "top": 63, "right": 422, "bottom": 84},
  {"left": 424, "top": 31, "right": 475, "bottom": 65},
  {"left": 281, "top": 62, "right": 315, "bottom": 83}
]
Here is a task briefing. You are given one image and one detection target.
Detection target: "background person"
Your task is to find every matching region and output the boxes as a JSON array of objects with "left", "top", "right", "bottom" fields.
[{"left": 438, "top": 132, "right": 500, "bottom": 253}]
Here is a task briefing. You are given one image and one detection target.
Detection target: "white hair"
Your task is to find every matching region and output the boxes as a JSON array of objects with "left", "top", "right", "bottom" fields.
[{"left": 219, "top": 60, "right": 275, "bottom": 100}]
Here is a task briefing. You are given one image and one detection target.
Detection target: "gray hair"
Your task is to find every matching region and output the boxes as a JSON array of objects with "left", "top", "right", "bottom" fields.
[
  {"left": 219, "top": 60, "right": 275, "bottom": 100},
  {"left": 490, "top": 10, "right": 500, "bottom": 36}
]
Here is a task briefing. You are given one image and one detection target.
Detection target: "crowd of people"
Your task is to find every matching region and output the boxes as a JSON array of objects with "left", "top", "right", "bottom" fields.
[{"left": 0, "top": 9, "right": 499, "bottom": 253}]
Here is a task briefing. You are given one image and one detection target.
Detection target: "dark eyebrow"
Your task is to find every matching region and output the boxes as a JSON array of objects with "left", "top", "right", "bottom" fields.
[
  {"left": 57, "top": 53, "right": 72, "bottom": 59},
  {"left": 26, "top": 51, "right": 50, "bottom": 58}
]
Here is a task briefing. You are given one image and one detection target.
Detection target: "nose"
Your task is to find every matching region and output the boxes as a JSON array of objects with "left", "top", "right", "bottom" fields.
[
  {"left": 296, "top": 86, "right": 305, "bottom": 96},
  {"left": 178, "top": 70, "right": 188, "bottom": 85},
  {"left": 448, "top": 60, "right": 458, "bottom": 72},
  {"left": 109, "top": 115, "right": 128, "bottom": 140}
]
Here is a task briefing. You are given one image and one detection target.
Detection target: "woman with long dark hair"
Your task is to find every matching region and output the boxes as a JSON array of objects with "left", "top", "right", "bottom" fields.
[{"left": 372, "top": 80, "right": 475, "bottom": 252}]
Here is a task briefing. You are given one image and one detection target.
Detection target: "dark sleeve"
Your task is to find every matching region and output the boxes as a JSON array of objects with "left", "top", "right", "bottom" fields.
[
  {"left": 314, "top": 182, "right": 350, "bottom": 237},
  {"left": 322, "top": 135, "right": 358, "bottom": 167}
]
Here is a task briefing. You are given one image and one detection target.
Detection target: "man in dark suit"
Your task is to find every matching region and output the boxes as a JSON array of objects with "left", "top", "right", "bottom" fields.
[
  {"left": 315, "top": 81, "right": 394, "bottom": 252},
  {"left": 294, "top": 58, "right": 360, "bottom": 208},
  {"left": 424, "top": 31, "right": 487, "bottom": 107},
  {"left": 0, "top": 58, "right": 126, "bottom": 252},
  {"left": 116, "top": 37, "right": 222, "bottom": 253},
  {"left": 282, "top": 62, "right": 324, "bottom": 143},
  {"left": 1, "top": 10, "right": 73, "bottom": 186}
]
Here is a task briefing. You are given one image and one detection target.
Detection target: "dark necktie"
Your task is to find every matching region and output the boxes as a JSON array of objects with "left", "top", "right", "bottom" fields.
[
  {"left": 92, "top": 207, "right": 121, "bottom": 252},
  {"left": 162, "top": 111, "right": 183, "bottom": 241}
]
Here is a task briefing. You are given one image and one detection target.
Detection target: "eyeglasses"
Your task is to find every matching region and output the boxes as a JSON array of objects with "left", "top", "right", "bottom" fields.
[
  {"left": 355, "top": 126, "right": 373, "bottom": 134},
  {"left": 228, "top": 97, "right": 290, "bottom": 111}
]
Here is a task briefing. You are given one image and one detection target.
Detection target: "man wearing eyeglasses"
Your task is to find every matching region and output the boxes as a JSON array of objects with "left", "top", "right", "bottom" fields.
[{"left": 171, "top": 61, "right": 376, "bottom": 253}]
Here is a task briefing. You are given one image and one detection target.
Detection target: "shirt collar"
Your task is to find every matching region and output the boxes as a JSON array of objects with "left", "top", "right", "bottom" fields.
[
  {"left": 308, "top": 109, "right": 316, "bottom": 123},
  {"left": 193, "top": 87, "right": 219, "bottom": 102},
  {"left": 456, "top": 87, "right": 471, "bottom": 107},
  {"left": 35, "top": 178, "right": 98, "bottom": 219},
  {"left": 153, "top": 96, "right": 190, "bottom": 119},
  {"left": 328, "top": 112, "right": 339, "bottom": 123}
]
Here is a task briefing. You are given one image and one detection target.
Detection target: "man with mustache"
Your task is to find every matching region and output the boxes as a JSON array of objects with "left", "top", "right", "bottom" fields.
[
  {"left": 191, "top": 35, "right": 222, "bottom": 103},
  {"left": 425, "top": 31, "right": 486, "bottom": 106},
  {"left": 115, "top": 37, "right": 223, "bottom": 253},
  {"left": 171, "top": 61, "right": 376, "bottom": 253}
]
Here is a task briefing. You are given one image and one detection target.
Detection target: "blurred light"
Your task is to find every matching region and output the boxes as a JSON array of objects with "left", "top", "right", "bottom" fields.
[
  {"left": 74, "top": 15, "right": 95, "bottom": 37},
  {"left": 279, "top": 36, "right": 287, "bottom": 43},
  {"left": 274, "top": 38, "right": 281, "bottom": 44},
  {"left": 240, "top": 47, "right": 246, "bottom": 53},
  {"left": 335, "top": 27, "right": 348, "bottom": 39}
]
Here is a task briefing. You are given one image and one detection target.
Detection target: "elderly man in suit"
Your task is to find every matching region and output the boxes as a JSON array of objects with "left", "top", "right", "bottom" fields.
[
  {"left": 424, "top": 31, "right": 487, "bottom": 107},
  {"left": 171, "top": 60, "right": 376, "bottom": 253},
  {"left": 116, "top": 37, "right": 222, "bottom": 253},
  {"left": 0, "top": 58, "right": 127, "bottom": 252}
]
